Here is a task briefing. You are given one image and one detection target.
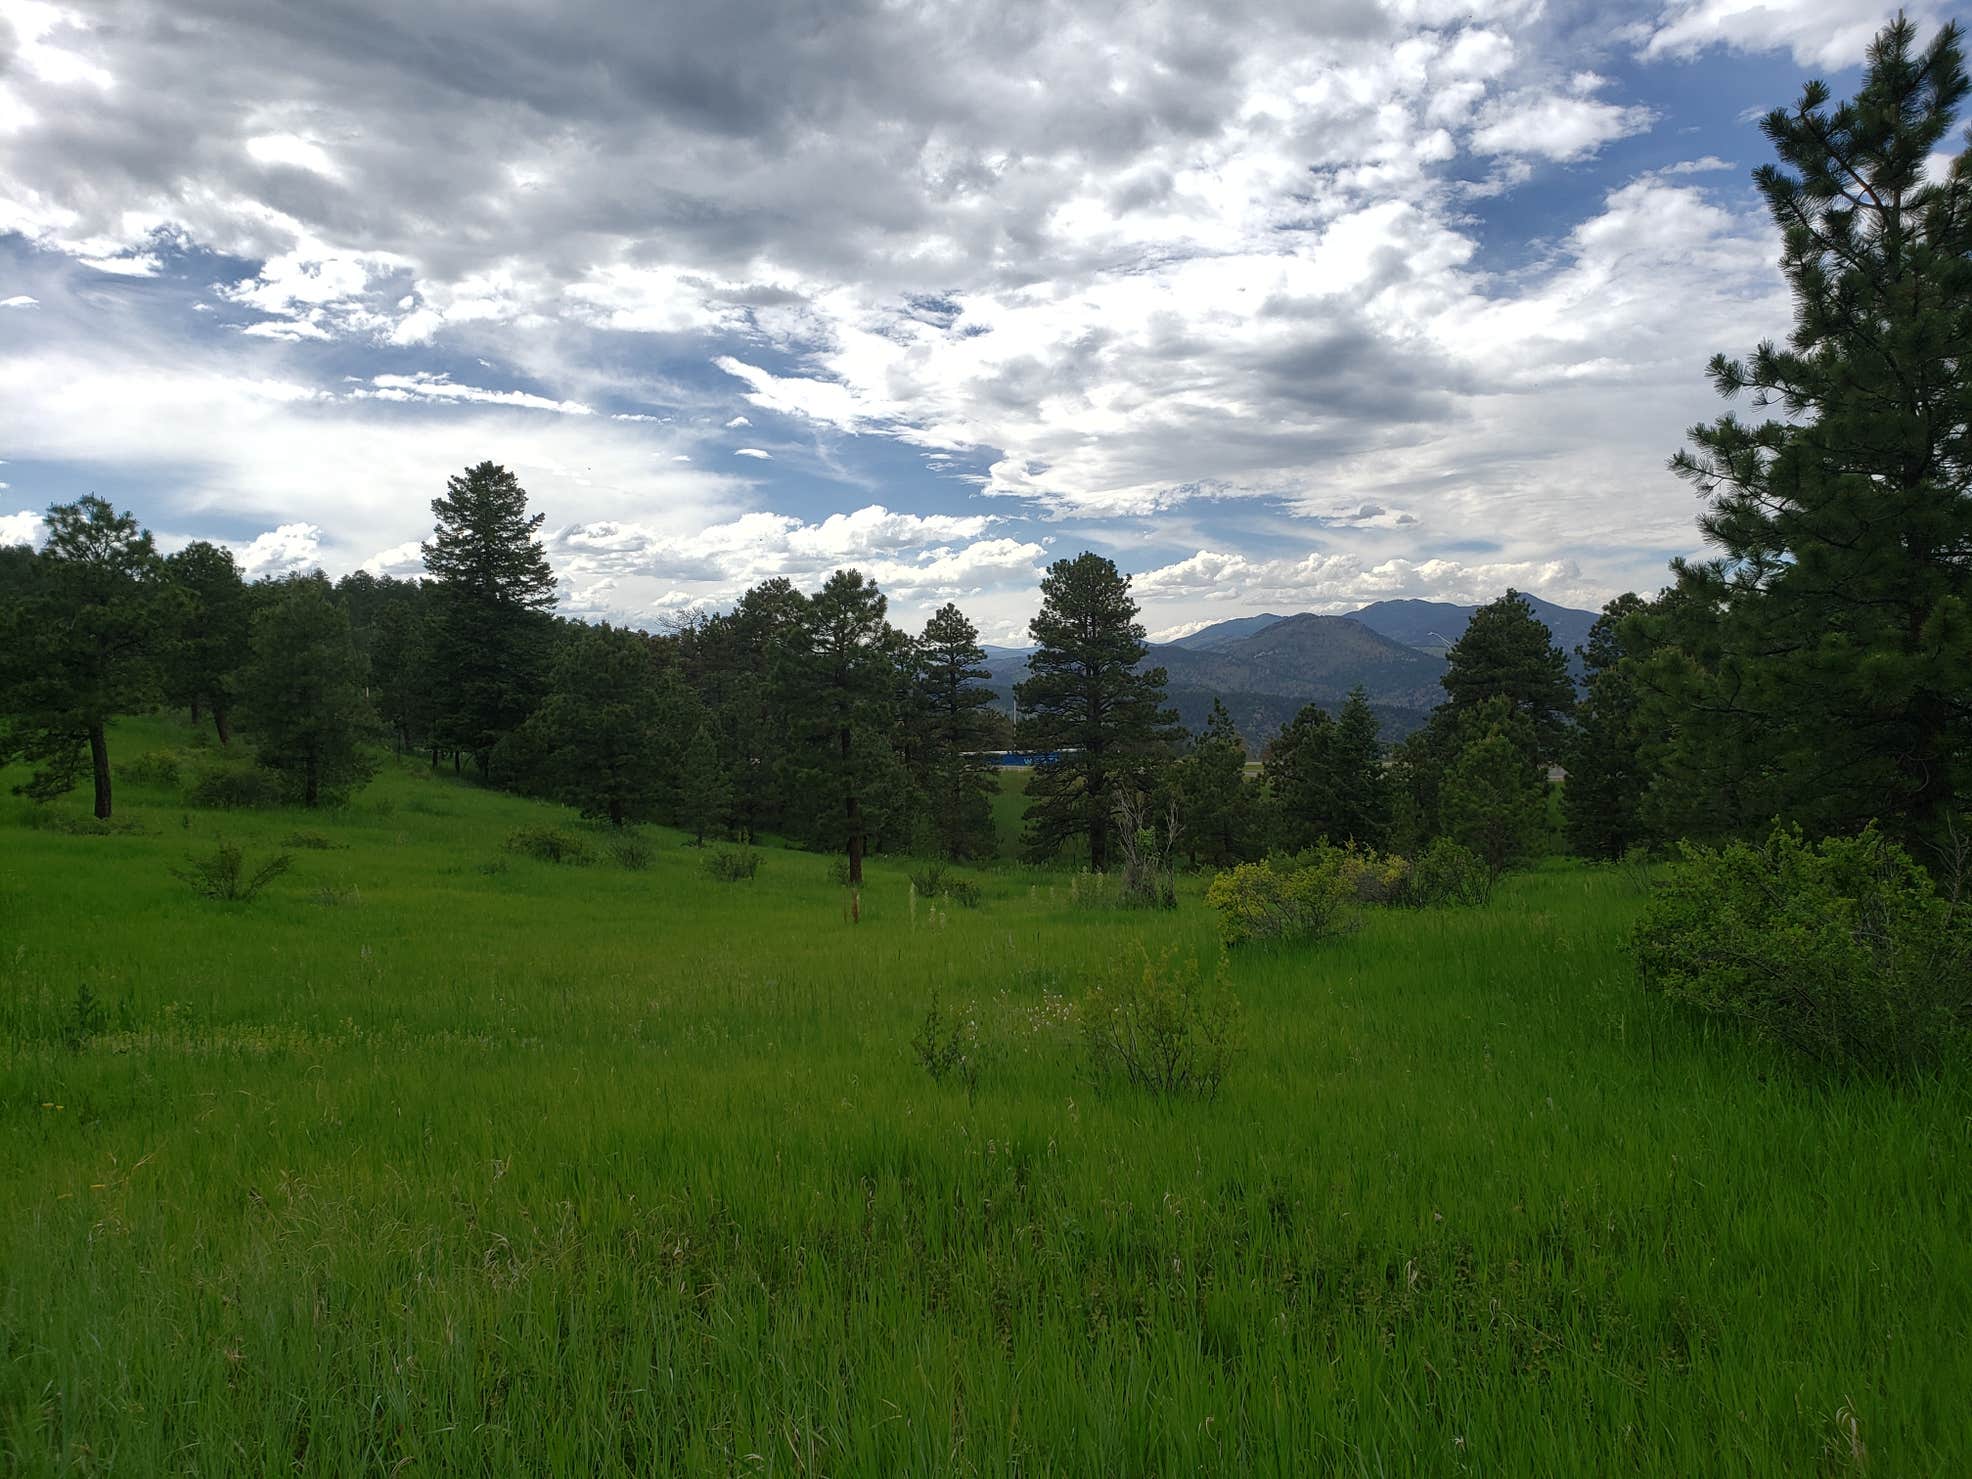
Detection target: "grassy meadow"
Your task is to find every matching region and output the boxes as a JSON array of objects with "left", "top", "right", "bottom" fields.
[{"left": 2, "top": 718, "right": 1968, "bottom": 1474}]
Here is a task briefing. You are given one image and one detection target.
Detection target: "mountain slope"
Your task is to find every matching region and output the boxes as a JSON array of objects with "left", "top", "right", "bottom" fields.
[
  {"left": 1166, "top": 614, "right": 1286, "bottom": 650},
  {"left": 1348, "top": 594, "right": 1598, "bottom": 662}
]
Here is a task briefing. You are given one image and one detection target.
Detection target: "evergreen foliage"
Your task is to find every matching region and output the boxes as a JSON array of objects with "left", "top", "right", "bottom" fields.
[
  {"left": 1655, "top": 19, "right": 1972, "bottom": 860},
  {"left": 162, "top": 541, "right": 251, "bottom": 745},
  {"left": 522, "top": 624, "right": 669, "bottom": 827},
  {"left": 1015, "top": 553, "right": 1180, "bottom": 869},
  {"left": 237, "top": 575, "right": 375, "bottom": 807},
  {"left": 677, "top": 722, "right": 730, "bottom": 845},
  {"left": 916, "top": 603, "right": 999, "bottom": 860},
  {"left": 1439, "top": 590, "right": 1575, "bottom": 758},
  {"left": 421, "top": 462, "right": 558, "bottom": 778},
  {"left": 1173, "top": 699, "right": 1252, "bottom": 866},
  {"left": 1563, "top": 594, "right": 1650, "bottom": 859},
  {"left": 1441, "top": 728, "right": 1549, "bottom": 876},
  {"left": 0, "top": 497, "right": 172, "bottom": 818}
]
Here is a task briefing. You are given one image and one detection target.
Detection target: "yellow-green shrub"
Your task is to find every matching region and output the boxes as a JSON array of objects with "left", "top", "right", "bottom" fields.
[{"left": 1204, "top": 856, "right": 1354, "bottom": 947}]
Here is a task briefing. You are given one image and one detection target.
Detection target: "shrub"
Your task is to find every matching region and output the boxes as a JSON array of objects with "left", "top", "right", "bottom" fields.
[
  {"left": 1081, "top": 951, "right": 1242, "bottom": 1100},
  {"left": 910, "top": 862, "right": 983, "bottom": 909},
  {"left": 188, "top": 763, "right": 284, "bottom": 810},
  {"left": 1205, "top": 856, "right": 1354, "bottom": 947},
  {"left": 909, "top": 994, "right": 992, "bottom": 1100},
  {"left": 1633, "top": 824, "right": 1971, "bottom": 1075},
  {"left": 22, "top": 809, "right": 146, "bottom": 836},
  {"left": 173, "top": 841, "right": 291, "bottom": 902},
  {"left": 1278, "top": 842, "right": 1410, "bottom": 904},
  {"left": 1403, "top": 837, "right": 1492, "bottom": 908},
  {"left": 503, "top": 825, "right": 595, "bottom": 865},
  {"left": 608, "top": 835, "right": 653, "bottom": 870},
  {"left": 121, "top": 750, "right": 184, "bottom": 787},
  {"left": 705, "top": 845, "right": 760, "bottom": 882},
  {"left": 281, "top": 830, "right": 345, "bottom": 850}
]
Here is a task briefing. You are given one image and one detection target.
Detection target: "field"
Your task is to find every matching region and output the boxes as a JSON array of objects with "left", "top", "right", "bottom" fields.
[{"left": 2, "top": 719, "right": 1968, "bottom": 1474}]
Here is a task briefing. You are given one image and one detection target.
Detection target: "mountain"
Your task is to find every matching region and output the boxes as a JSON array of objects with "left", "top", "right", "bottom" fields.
[
  {"left": 1347, "top": 594, "right": 1599, "bottom": 663},
  {"left": 977, "top": 594, "right": 1600, "bottom": 749},
  {"left": 1166, "top": 614, "right": 1285, "bottom": 650}
]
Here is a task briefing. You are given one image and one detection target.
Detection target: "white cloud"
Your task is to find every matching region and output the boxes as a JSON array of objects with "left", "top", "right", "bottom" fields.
[
  {"left": 0, "top": 295, "right": 37, "bottom": 308},
  {"left": 1642, "top": 0, "right": 1938, "bottom": 68},
  {"left": 1, "top": 509, "right": 44, "bottom": 546},
  {"left": 1133, "top": 547, "right": 1604, "bottom": 611},
  {"left": 245, "top": 132, "right": 341, "bottom": 179},
  {"left": 724, "top": 415, "right": 751, "bottom": 428},
  {"left": 233, "top": 521, "right": 324, "bottom": 577},
  {"left": 1471, "top": 87, "right": 1656, "bottom": 161},
  {"left": 355, "top": 372, "right": 595, "bottom": 416},
  {"left": 733, "top": 447, "right": 772, "bottom": 459}
]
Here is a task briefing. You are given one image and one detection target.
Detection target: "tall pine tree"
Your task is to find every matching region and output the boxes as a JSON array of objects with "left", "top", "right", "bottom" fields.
[
  {"left": 916, "top": 602, "right": 999, "bottom": 860},
  {"left": 521, "top": 623, "right": 667, "bottom": 826},
  {"left": 421, "top": 462, "right": 558, "bottom": 778},
  {"left": 787, "top": 569, "right": 896, "bottom": 884},
  {"left": 163, "top": 541, "right": 251, "bottom": 744},
  {"left": 0, "top": 498, "right": 172, "bottom": 818},
  {"left": 238, "top": 575, "right": 374, "bottom": 808},
  {"left": 1015, "top": 552, "right": 1179, "bottom": 870},
  {"left": 1661, "top": 18, "right": 1972, "bottom": 858},
  {"left": 1173, "top": 698, "right": 1252, "bottom": 865},
  {"left": 1563, "top": 593, "right": 1650, "bottom": 858}
]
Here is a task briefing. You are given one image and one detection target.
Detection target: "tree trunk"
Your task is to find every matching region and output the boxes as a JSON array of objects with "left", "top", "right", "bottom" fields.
[
  {"left": 609, "top": 797, "right": 624, "bottom": 827},
  {"left": 213, "top": 705, "right": 232, "bottom": 747},
  {"left": 842, "top": 721, "right": 863, "bottom": 885},
  {"left": 453, "top": 750, "right": 462, "bottom": 775},
  {"left": 89, "top": 724, "right": 112, "bottom": 820},
  {"left": 190, "top": 698, "right": 201, "bottom": 726},
  {"left": 305, "top": 752, "right": 320, "bottom": 808},
  {"left": 430, "top": 743, "right": 440, "bottom": 770}
]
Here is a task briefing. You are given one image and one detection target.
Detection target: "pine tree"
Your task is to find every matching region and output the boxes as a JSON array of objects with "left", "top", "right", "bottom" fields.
[
  {"left": 1262, "top": 703, "right": 1336, "bottom": 852},
  {"left": 1440, "top": 590, "right": 1575, "bottom": 759},
  {"left": 1330, "top": 686, "right": 1392, "bottom": 849},
  {"left": 521, "top": 624, "right": 666, "bottom": 826},
  {"left": 916, "top": 602, "right": 999, "bottom": 860},
  {"left": 421, "top": 462, "right": 558, "bottom": 778},
  {"left": 0, "top": 497, "right": 171, "bottom": 818},
  {"left": 1173, "top": 698, "right": 1251, "bottom": 865},
  {"left": 163, "top": 541, "right": 251, "bottom": 744},
  {"left": 1015, "top": 552, "right": 1180, "bottom": 870},
  {"left": 1442, "top": 729, "right": 1549, "bottom": 876},
  {"left": 1662, "top": 18, "right": 1972, "bottom": 858},
  {"left": 677, "top": 722, "right": 730, "bottom": 845},
  {"left": 238, "top": 575, "right": 374, "bottom": 808},
  {"left": 1563, "top": 594, "right": 1650, "bottom": 859},
  {"left": 786, "top": 569, "right": 896, "bottom": 884}
]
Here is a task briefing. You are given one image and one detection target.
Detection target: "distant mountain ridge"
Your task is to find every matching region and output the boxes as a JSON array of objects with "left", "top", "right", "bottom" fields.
[{"left": 981, "top": 590, "right": 1600, "bottom": 749}]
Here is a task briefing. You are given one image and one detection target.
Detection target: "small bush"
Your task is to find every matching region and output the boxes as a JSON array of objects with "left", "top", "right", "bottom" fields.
[
  {"left": 1205, "top": 856, "right": 1354, "bottom": 947},
  {"left": 308, "top": 880, "right": 361, "bottom": 907},
  {"left": 503, "top": 826, "right": 595, "bottom": 865},
  {"left": 281, "top": 830, "right": 345, "bottom": 850},
  {"left": 608, "top": 835, "right": 653, "bottom": 870},
  {"left": 910, "top": 862, "right": 984, "bottom": 909},
  {"left": 1066, "top": 870, "right": 1122, "bottom": 909},
  {"left": 474, "top": 857, "right": 510, "bottom": 877},
  {"left": 188, "top": 763, "right": 284, "bottom": 810},
  {"left": 1081, "top": 951, "right": 1242, "bottom": 1100},
  {"left": 705, "top": 846, "right": 760, "bottom": 882},
  {"left": 63, "top": 982, "right": 106, "bottom": 1053},
  {"left": 121, "top": 750, "right": 184, "bottom": 786},
  {"left": 909, "top": 994, "right": 992, "bottom": 1100},
  {"left": 1633, "top": 824, "right": 1971, "bottom": 1075},
  {"left": 1403, "top": 837, "right": 1492, "bottom": 907},
  {"left": 22, "top": 809, "right": 146, "bottom": 836},
  {"left": 173, "top": 841, "right": 291, "bottom": 902},
  {"left": 826, "top": 855, "right": 852, "bottom": 886}
]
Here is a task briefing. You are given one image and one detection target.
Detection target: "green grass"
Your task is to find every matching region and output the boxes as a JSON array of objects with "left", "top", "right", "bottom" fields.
[{"left": 2, "top": 717, "right": 1967, "bottom": 1474}]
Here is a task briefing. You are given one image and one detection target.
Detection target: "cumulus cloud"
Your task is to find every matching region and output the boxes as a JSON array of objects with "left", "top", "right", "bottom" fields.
[
  {"left": 1133, "top": 547, "right": 1604, "bottom": 611},
  {"left": 0, "top": 0, "right": 1838, "bottom": 635},
  {"left": 1642, "top": 0, "right": 1942, "bottom": 68},
  {"left": 234, "top": 521, "right": 324, "bottom": 577},
  {"left": 1, "top": 508, "right": 44, "bottom": 546}
]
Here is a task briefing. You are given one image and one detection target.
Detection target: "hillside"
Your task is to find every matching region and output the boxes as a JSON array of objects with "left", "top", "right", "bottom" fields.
[
  {"left": 1348, "top": 593, "right": 1598, "bottom": 666},
  {"left": 1165, "top": 613, "right": 1286, "bottom": 650}
]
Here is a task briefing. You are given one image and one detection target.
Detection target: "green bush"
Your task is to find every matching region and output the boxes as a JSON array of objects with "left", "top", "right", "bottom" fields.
[
  {"left": 1403, "top": 837, "right": 1492, "bottom": 907},
  {"left": 503, "top": 826, "right": 596, "bottom": 865},
  {"left": 281, "top": 830, "right": 345, "bottom": 850},
  {"left": 704, "top": 846, "right": 760, "bottom": 882},
  {"left": 1633, "top": 824, "right": 1971, "bottom": 1075},
  {"left": 608, "top": 835, "right": 653, "bottom": 870},
  {"left": 1204, "top": 856, "right": 1354, "bottom": 947},
  {"left": 1081, "top": 951, "right": 1241, "bottom": 1100},
  {"left": 911, "top": 861, "right": 983, "bottom": 909},
  {"left": 172, "top": 841, "right": 291, "bottom": 902},
  {"left": 121, "top": 749, "right": 186, "bottom": 787},
  {"left": 187, "top": 763, "right": 284, "bottom": 810},
  {"left": 20, "top": 808, "right": 147, "bottom": 836}
]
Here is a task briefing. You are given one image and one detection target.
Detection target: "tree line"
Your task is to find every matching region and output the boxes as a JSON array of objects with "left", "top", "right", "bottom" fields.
[{"left": 3, "top": 21, "right": 1966, "bottom": 880}]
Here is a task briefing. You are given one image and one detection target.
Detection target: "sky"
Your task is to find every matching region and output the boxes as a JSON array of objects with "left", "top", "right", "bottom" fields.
[{"left": 0, "top": 0, "right": 1961, "bottom": 644}]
